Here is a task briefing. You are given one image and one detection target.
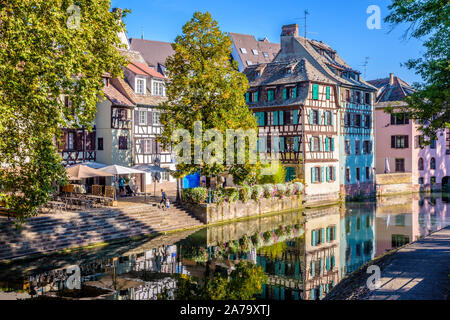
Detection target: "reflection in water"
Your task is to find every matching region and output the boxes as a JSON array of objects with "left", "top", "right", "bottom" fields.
[{"left": 0, "top": 194, "right": 449, "bottom": 300}]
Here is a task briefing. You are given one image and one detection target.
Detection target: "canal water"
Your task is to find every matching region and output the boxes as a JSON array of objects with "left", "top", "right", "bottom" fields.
[{"left": 0, "top": 193, "right": 449, "bottom": 300}]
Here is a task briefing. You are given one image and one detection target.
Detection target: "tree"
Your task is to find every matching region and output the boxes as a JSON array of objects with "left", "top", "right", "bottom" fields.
[
  {"left": 0, "top": 1, "right": 128, "bottom": 222},
  {"left": 384, "top": 0, "right": 450, "bottom": 139},
  {"left": 257, "top": 161, "right": 287, "bottom": 184},
  {"left": 159, "top": 12, "right": 258, "bottom": 182}
]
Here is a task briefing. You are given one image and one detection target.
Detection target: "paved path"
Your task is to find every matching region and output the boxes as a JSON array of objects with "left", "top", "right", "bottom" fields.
[
  {"left": 366, "top": 227, "right": 450, "bottom": 300},
  {"left": 0, "top": 201, "right": 203, "bottom": 261}
]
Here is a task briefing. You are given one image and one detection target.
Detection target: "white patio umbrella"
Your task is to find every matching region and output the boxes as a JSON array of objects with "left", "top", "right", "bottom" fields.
[
  {"left": 384, "top": 158, "right": 391, "bottom": 174},
  {"left": 99, "top": 165, "right": 146, "bottom": 175}
]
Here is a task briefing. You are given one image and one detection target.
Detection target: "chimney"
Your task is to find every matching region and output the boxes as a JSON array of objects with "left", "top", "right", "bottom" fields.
[
  {"left": 281, "top": 24, "right": 299, "bottom": 37},
  {"left": 389, "top": 73, "right": 395, "bottom": 86}
]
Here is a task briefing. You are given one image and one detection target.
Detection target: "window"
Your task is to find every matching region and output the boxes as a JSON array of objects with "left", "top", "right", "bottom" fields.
[
  {"left": 263, "top": 52, "right": 269, "bottom": 58},
  {"left": 311, "top": 167, "right": 322, "bottom": 183},
  {"left": 391, "top": 135, "right": 409, "bottom": 149},
  {"left": 139, "top": 111, "right": 146, "bottom": 125},
  {"left": 310, "top": 110, "right": 319, "bottom": 125},
  {"left": 395, "top": 215, "right": 405, "bottom": 226},
  {"left": 346, "top": 168, "right": 350, "bottom": 183},
  {"left": 267, "top": 90, "right": 275, "bottom": 101},
  {"left": 118, "top": 136, "right": 128, "bottom": 150},
  {"left": 430, "top": 157, "right": 436, "bottom": 170},
  {"left": 355, "top": 140, "right": 361, "bottom": 155},
  {"left": 135, "top": 78, "right": 146, "bottom": 95},
  {"left": 363, "top": 140, "right": 372, "bottom": 154},
  {"left": 356, "top": 167, "right": 361, "bottom": 182},
  {"left": 366, "top": 215, "right": 371, "bottom": 228},
  {"left": 364, "top": 240, "right": 373, "bottom": 255},
  {"left": 418, "top": 158, "right": 424, "bottom": 170},
  {"left": 152, "top": 80, "right": 165, "bottom": 96},
  {"left": 430, "top": 140, "right": 436, "bottom": 149},
  {"left": 390, "top": 113, "right": 409, "bottom": 125},
  {"left": 311, "top": 137, "right": 320, "bottom": 152},
  {"left": 395, "top": 159, "right": 405, "bottom": 172},
  {"left": 356, "top": 243, "right": 361, "bottom": 257},
  {"left": 356, "top": 91, "right": 362, "bottom": 104},
  {"left": 392, "top": 234, "right": 409, "bottom": 248},
  {"left": 419, "top": 177, "right": 424, "bottom": 185},
  {"left": 152, "top": 112, "right": 160, "bottom": 125},
  {"left": 240, "top": 48, "right": 247, "bottom": 54},
  {"left": 251, "top": 49, "right": 258, "bottom": 55},
  {"left": 344, "top": 113, "right": 351, "bottom": 126},
  {"left": 324, "top": 111, "right": 332, "bottom": 125},
  {"left": 345, "top": 140, "right": 351, "bottom": 155},
  {"left": 67, "top": 132, "right": 74, "bottom": 150},
  {"left": 97, "top": 138, "right": 103, "bottom": 151},
  {"left": 364, "top": 115, "right": 371, "bottom": 128},
  {"left": 345, "top": 89, "right": 351, "bottom": 102},
  {"left": 326, "top": 166, "right": 336, "bottom": 182},
  {"left": 246, "top": 60, "right": 253, "bottom": 66},
  {"left": 365, "top": 92, "right": 371, "bottom": 105},
  {"left": 354, "top": 114, "right": 361, "bottom": 127},
  {"left": 143, "top": 140, "right": 152, "bottom": 154},
  {"left": 366, "top": 167, "right": 371, "bottom": 180}
]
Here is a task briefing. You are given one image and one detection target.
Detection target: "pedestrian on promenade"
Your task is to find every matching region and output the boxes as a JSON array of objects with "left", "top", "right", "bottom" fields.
[{"left": 160, "top": 189, "right": 168, "bottom": 210}]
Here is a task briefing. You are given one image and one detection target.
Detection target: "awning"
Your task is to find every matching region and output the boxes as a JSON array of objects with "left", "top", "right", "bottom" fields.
[
  {"left": 99, "top": 165, "right": 147, "bottom": 175},
  {"left": 66, "top": 165, "right": 114, "bottom": 180},
  {"left": 68, "top": 161, "right": 108, "bottom": 169}
]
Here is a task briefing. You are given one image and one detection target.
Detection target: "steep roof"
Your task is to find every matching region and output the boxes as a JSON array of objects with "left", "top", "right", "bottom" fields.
[
  {"left": 110, "top": 77, "right": 167, "bottom": 107},
  {"left": 125, "top": 61, "right": 166, "bottom": 79},
  {"left": 229, "top": 32, "right": 280, "bottom": 68},
  {"left": 102, "top": 81, "right": 135, "bottom": 107},
  {"left": 129, "top": 38, "right": 174, "bottom": 71},
  {"left": 368, "top": 75, "right": 414, "bottom": 103}
]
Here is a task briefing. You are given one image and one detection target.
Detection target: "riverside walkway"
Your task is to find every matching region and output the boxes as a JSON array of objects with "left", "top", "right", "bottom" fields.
[
  {"left": 366, "top": 227, "right": 450, "bottom": 300},
  {"left": 0, "top": 199, "right": 203, "bottom": 261}
]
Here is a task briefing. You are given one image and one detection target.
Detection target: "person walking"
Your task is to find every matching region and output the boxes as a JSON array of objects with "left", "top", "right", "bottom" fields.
[
  {"left": 118, "top": 177, "right": 125, "bottom": 196},
  {"left": 160, "top": 189, "right": 168, "bottom": 210}
]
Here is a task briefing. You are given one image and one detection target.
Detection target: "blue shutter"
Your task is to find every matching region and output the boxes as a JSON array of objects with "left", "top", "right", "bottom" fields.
[
  {"left": 319, "top": 285, "right": 323, "bottom": 299},
  {"left": 313, "top": 84, "right": 319, "bottom": 100},
  {"left": 311, "top": 230, "right": 316, "bottom": 246},
  {"left": 318, "top": 110, "right": 322, "bottom": 125},
  {"left": 326, "top": 86, "right": 330, "bottom": 100},
  {"left": 331, "top": 256, "right": 335, "bottom": 268},
  {"left": 293, "top": 109, "right": 298, "bottom": 124},
  {"left": 325, "top": 137, "right": 329, "bottom": 152},
  {"left": 333, "top": 225, "right": 336, "bottom": 240},
  {"left": 326, "top": 256, "right": 330, "bottom": 271},
  {"left": 309, "top": 110, "right": 313, "bottom": 124},
  {"left": 310, "top": 288, "right": 315, "bottom": 300},
  {"left": 279, "top": 111, "right": 284, "bottom": 125},
  {"left": 245, "top": 92, "right": 249, "bottom": 103},
  {"left": 326, "top": 167, "right": 330, "bottom": 182},
  {"left": 319, "top": 258, "right": 323, "bottom": 275},
  {"left": 261, "top": 137, "right": 267, "bottom": 152},
  {"left": 283, "top": 88, "right": 287, "bottom": 100},
  {"left": 321, "top": 167, "right": 325, "bottom": 182},
  {"left": 327, "top": 227, "right": 331, "bottom": 242},
  {"left": 294, "top": 262, "right": 300, "bottom": 279},
  {"left": 318, "top": 138, "right": 322, "bottom": 151},
  {"left": 293, "top": 87, "right": 297, "bottom": 98},
  {"left": 294, "top": 136, "right": 299, "bottom": 152},
  {"left": 330, "top": 113, "right": 334, "bottom": 126},
  {"left": 280, "top": 288, "right": 285, "bottom": 300},
  {"left": 260, "top": 112, "right": 265, "bottom": 126},
  {"left": 310, "top": 138, "right": 314, "bottom": 152},
  {"left": 311, "top": 167, "right": 315, "bottom": 183},
  {"left": 255, "top": 91, "right": 259, "bottom": 102},
  {"left": 280, "top": 137, "right": 285, "bottom": 152},
  {"left": 311, "top": 261, "right": 316, "bottom": 277},
  {"left": 273, "top": 111, "right": 279, "bottom": 125},
  {"left": 321, "top": 228, "right": 325, "bottom": 243},
  {"left": 331, "top": 138, "right": 335, "bottom": 151}
]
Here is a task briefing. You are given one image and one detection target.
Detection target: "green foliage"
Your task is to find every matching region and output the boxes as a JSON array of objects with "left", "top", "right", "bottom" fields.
[
  {"left": 285, "top": 183, "right": 295, "bottom": 196},
  {"left": 158, "top": 11, "right": 258, "bottom": 178},
  {"left": 224, "top": 187, "right": 239, "bottom": 203},
  {"left": 206, "top": 261, "right": 268, "bottom": 300},
  {"left": 275, "top": 184, "right": 286, "bottom": 198},
  {"left": 182, "top": 187, "right": 208, "bottom": 203},
  {"left": 257, "top": 161, "right": 287, "bottom": 184},
  {"left": 251, "top": 185, "right": 264, "bottom": 201},
  {"left": 0, "top": 0, "right": 128, "bottom": 222},
  {"left": 262, "top": 184, "right": 275, "bottom": 199},
  {"left": 239, "top": 185, "right": 252, "bottom": 203},
  {"left": 385, "top": 0, "right": 450, "bottom": 139}
]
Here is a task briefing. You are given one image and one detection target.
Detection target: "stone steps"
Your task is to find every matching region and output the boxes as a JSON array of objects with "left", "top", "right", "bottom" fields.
[{"left": 0, "top": 203, "right": 203, "bottom": 261}]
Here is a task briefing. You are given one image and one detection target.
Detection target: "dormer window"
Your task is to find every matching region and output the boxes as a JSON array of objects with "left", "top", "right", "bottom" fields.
[
  {"left": 152, "top": 80, "right": 165, "bottom": 96},
  {"left": 135, "top": 78, "right": 146, "bottom": 95},
  {"left": 252, "top": 49, "right": 258, "bottom": 55},
  {"left": 246, "top": 61, "right": 253, "bottom": 66},
  {"left": 286, "top": 68, "right": 292, "bottom": 75},
  {"left": 240, "top": 48, "right": 247, "bottom": 54},
  {"left": 263, "top": 52, "right": 269, "bottom": 58}
]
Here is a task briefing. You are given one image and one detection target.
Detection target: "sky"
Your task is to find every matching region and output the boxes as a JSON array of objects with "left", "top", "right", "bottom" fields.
[{"left": 111, "top": 0, "right": 425, "bottom": 84}]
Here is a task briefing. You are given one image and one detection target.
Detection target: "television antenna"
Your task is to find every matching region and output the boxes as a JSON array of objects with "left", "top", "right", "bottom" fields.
[
  {"left": 293, "top": 10, "right": 318, "bottom": 44},
  {"left": 360, "top": 57, "right": 372, "bottom": 78}
]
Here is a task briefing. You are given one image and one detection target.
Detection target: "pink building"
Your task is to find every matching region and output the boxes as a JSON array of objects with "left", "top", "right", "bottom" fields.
[{"left": 370, "top": 73, "right": 450, "bottom": 191}]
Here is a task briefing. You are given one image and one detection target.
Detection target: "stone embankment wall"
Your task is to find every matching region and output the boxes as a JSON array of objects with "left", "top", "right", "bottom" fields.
[
  {"left": 182, "top": 195, "right": 303, "bottom": 224},
  {"left": 376, "top": 173, "right": 414, "bottom": 196}
]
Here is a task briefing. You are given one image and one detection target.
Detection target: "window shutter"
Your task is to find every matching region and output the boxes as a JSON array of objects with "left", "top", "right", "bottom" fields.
[
  {"left": 333, "top": 166, "right": 337, "bottom": 181},
  {"left": 327, "top": 227, "right": 331, "bottom": 242},
  {"left": 245, "top": 92, "right": 249, "bottom": 103},
  {"left": 311, "top": 138, "right": 314, "bottom": 152},
  {"left": 325, "top": 138, "right": 329, "bottom": 152},
  {"left": 311, "top": 167, "right": 315, "bottom": 183},
  {"left": 148, "top": 111, "right": 153, "bottom": 125},
  {"left": 260, "top": 137, "right": 266, "bottom": 152},
  {"left": 141, "top": 140, "right": 145, "bottom": 154},
  {"left": 293, "top": 87, "right": 297, "bottom": 98},
  {"left": 326, "top": 256, "right": 330, "bottom": 271},
  {"left": 321, "top": 167, "right": 325, "bottom": 183},
  {"left": 318, "top": 137, "right": 322, "bottom": 151},
  {"left": 391, "top": 114, "right": 395, "bottom": 125},
  {"left": 273, "top": 111, "right": 279, "bottom": 125},
  {"left": 313, "top": 84, "right": 319, "bottom": 100},
  {"left": 326, "top": 167, "right": 330, "bottom": 182},
  {"left": 391, "top": 136, "right": 396, "bottom": 148},
  {"left": 405, "top": 136, "right": 409, "bottom": 148},
  {"left": 280, "top": 137, "right": 285, "bottom": 152},
  {"left": 311, "top": 261, "right": 316, "bottom": 277},
  {"left": 326, "top": 86, "right": 330, "bottom": 99},
  {"left": 331, "top": 256, "right": 335, "bottom": 268},
  {"left": 311, "top": 230, "right": 316, "bottom": 246},
  {"left": 331, "top": 138, "right": 335, "bottom": 151},
  {"left": 260, "top": 112, "right": 265, "bottom": 126},
  {"left": 279, "top": 111, "right": 284, "bottom": 125},
  {"left": 310, "top": 287, "right": 316, "bottom": 300},
  {"left": 309, "top": 110, "right": 313, "bottom": 124},
  {"left": 255, "top": 91, "right": 259, "bottom": 102},
  {"left": 319, "top": 258, "right": 323, "bottom": 275},
  {"left": 294, "top": 137, "right": 299, "bottom": 152},
  {"left": 283, "top": 88, "right": 287, "bottom": 100},
  {"left": 330, "top": 112, "right": 334, "bottom": 126},
  {"left": 134, "top": 110, "right": 139, "bottom": 124},
  {"left": 254, "top": 112, "right": 259, "bottom": 124},
  {"left": 318, "top": 110, "right": 322, "bottom": 125},
  {"left": 293, "top": 109, "right": 298, "bottom": 124}
]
